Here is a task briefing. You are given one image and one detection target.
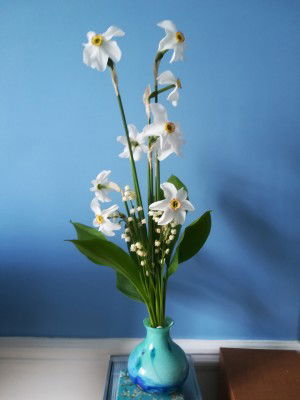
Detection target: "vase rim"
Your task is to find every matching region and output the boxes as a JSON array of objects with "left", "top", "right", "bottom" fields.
[{"left": 143, "top": 316, "right": 174, "bottom": 331}]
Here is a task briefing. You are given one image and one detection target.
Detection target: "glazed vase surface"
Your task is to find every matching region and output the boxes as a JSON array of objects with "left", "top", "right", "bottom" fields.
[{"left": 127, "top": 317, "right": 189, "bottom": 394}]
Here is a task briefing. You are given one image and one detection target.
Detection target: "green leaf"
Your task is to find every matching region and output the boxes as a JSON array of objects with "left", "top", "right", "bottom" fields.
[
  {"left": 71, "top": 221, "right": 107, "bottom": 241},
  {"left": 167, "top": 175, "right": 188, "bottom": 193},
  {"left": 116, "top": 273, "right": 144, "bottom": 303},
  {"left": 68, "top": 239, "right": 146, "bottom": 302},
  {"left": 167, "top": 211, "right": 212, "bottom": 278}
]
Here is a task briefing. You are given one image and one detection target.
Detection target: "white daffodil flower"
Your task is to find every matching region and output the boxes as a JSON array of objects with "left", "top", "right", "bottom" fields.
[
  {"left": 143, "top": 103, "right": 184, "bottom": 161},
  {"left": 157, "top": 70, "right": 181, "bottom": 107},
  {"left": 157, "top": 20, "right": 185, "bottom": 63},
  {"left": 117, "top": 124, "right": 148, "bottom": 161},
  {"left": 90, "top": 170, "right": 120, "bottom": 202},
  {"left": 83, "top": 26, "right": 125, "bottom": 72},
  {"left": 149, "top": 183, "right": 195, "bottom": 226},
  {"left": 91, "top": 198, "right": 121, "bottom": 236}
]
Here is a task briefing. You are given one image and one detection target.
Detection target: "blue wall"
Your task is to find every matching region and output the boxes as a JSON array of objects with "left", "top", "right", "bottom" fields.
[{"left": 0, "top": 0, "right": 299, "bottom": 339}]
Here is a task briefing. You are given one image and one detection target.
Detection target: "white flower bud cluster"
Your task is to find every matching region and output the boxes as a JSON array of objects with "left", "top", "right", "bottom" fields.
[
  {"left": 121, "top": 229, "right": 131, "bottom": 242},
  {"left": 130, "top": 242, "right": 147, "bottom": 262},
  {"left": 148, "top": 210, "right": 163, "bottom": 223},
  {"left": 122, "top": 185, "right": 136, "bottom": 201}
]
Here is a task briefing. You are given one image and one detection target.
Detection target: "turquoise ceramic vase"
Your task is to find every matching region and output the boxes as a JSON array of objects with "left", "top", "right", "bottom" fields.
[{"left": 128, "top": 317, "right": 189, "bottom": 394}]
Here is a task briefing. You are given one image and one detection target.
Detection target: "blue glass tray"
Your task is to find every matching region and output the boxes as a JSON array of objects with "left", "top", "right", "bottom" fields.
[{"left": 103, "top": 355, "right": 202, "bottom": 399}]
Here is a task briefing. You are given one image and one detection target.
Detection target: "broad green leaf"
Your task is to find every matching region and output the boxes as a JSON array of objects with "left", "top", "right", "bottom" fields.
[
  {"left": 68, "top": 239, "right": 146, "bottom": 302},
  {"left": 116, "top": 272, "right": 144, "bottom": 303},
  {"left": 71, "top": 221, "right": 107, "bottom": 241},
  {"left": 167, "top": 175, "right": 188, "bottom": 193},
  {"left": 69, "top": 223, "right": 144, "bottom": 303},
  {"left": 167, "top": 211, "right": 212, "bottom": 278}
]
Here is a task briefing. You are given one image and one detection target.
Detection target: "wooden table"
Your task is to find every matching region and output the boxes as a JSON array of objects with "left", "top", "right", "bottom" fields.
[{"left": 219, "top": 348, "right": 300, "bottom": 400}]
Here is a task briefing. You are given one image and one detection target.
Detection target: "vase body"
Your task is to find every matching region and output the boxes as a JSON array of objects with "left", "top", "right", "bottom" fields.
[{"left": 128, "top": 317, "right": 189, "bottom": 394}]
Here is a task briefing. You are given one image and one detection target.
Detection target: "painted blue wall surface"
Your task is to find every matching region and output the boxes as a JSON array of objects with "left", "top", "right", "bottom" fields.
[{"left": 0, "top": 0, "right": 299, "bottom": 339}]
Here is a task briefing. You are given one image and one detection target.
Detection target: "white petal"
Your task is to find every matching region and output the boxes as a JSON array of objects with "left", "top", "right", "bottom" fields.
[
  {"left": 157, "top": 145, "right": 174, "bottom": 161},
  {"left": 105, "top": 219, "right": 121, "bottom": 230},
  {"left": 117, "top": 136, "right": 128, "bottom": 145},
  {"left": 100, "top": 225, "right": 115, "bottom": 236},
  {"left": 96, "top": 170, "right": 111, "bottom": 183},
  {"left": 119, "top": 148, "right": 130, "bottom": 158},
  {"left": 136, "top": 132, "right": 146, "bottom": 145},
  {"left": 158, "top": 208, "right": 174, "bottom": 225},
  {"left": 167, "top": 133, "right": 184, "bottom": 156},
  {"left": 157, "top": 20, "right": 177, "bottom": 33},
  {"left": 102, "top": 204, "right": 119, "bottom": 217},
  {"left": 102, "top": 26, "right": 125, "bottom": 41},
  {"left": 86, "top": 31, "right": 96, "bottom": 42},
  {"left": 83, "top": 46, "right": 92, "bottom": 66},
  {"left": 174, "top": 209, "right": 186, "bottom": 225},
  {"left": 93, "top": 48, "right": 109, "bottom": 71},
  {"left": 143, "top": 122, "right": 164, "bottom": 137},
  {"left": 107, "top": 181, "right": 120, "bottom": 192},
  {"left": 93, "top": 218, "right": 99, "bottom": 228},
  {"left": 158, "top": 33, "right": 176, "bottom": 52},
  {"left": 170, "top": 43, "right": 184, "bottom": 63},
  {"left": 140, "top": 144, "right": 149, "bottom": 153},
  {"left": 150, "top": 103, "right": 168, "bottom": 124},
  {"left": 133, "top": 147, "right": 143, "bottom": 161},
  {"left": 102, "top": 40, "right": 122, "bottom": 63},
  {"left": 167, "top": 87, "right": 179, "bottom": 107},
  {"left": 90, "top": 197, "right": 101, "bottom": 214},
  {"left": 182, "top": 199, "right": 195, "bottom": 212},
  {"left": 95, "top": 190, "right": 111, "bottom": 203},
  {"left": 176, "top": 187, "right": 188, "bottom": 201},
  {"left": 128, "top": 124, "right": 138, "bottom": 139},
  {"left": 157, "top": 70, "right": 176, "bottom": 85},
  {"left": 149, "top": 199, "right": 169, "bottom": 211},
  {"left": 160, "top": 182, "right": 177, "bottom": 199}
]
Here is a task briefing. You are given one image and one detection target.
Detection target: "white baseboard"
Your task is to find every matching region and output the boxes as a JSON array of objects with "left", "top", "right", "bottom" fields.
[{"left": 0, "top": 337, "right": 299, "bottom": 360}]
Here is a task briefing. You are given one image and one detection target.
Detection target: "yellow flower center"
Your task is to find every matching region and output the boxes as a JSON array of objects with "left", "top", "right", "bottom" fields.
[
  {"left": 176, "top": 79, "right": 182, "bottom": 89},
  {"left": 164, "top": 122, "right": 176, "bottom": 134},
  {"left": 91, "top": 34, "right": 104, "bottom": 46},
  {"left": 170, "top": 198, "right": 181, "bottom": 210},
  {"left": 176, "top": 31, "right": 185, "bottom": 43},
  {"left": 96, "top": 215, "right": 104, "bottom": 224}
]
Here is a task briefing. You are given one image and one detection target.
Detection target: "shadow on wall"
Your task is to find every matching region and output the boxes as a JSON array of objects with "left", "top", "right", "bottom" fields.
[{"left": 169, "top": 172, "right": 300, "bottom": 339}]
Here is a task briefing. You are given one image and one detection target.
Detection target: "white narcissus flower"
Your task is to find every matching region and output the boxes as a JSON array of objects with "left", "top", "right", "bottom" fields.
[
  {"left": 143, "top": 103, "right": 184, "bottom": 161},
  {"left": 157, "top": 20, "right": 185, "bottom": 63},
  {"left": 157, "top": 71, "right": 181, "bottom": 107},
  {"left": 83, "top": 26, "right": 125, "bottom": 72},
  {"left": 117, "top": 124, "right": 148, "bottom": 161},
  {"left": 90, "top": 170, "right": 120, "bottom": 202},
  {"left": 91, "top": 198, "right": 121, "bottom": 236},
  {"left": 149, "top": 183, "right": 195, "bottom": 226}
]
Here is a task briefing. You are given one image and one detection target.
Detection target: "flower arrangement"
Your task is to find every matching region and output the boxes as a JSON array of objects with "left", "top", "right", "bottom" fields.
[{"left": 69, "top": 20, "right": 211, "bottom": 328}]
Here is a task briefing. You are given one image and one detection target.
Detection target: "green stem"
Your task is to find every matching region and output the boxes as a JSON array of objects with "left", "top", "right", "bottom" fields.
[{"left": 149, "top": 84, "right": 175, "bottom": 99}]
